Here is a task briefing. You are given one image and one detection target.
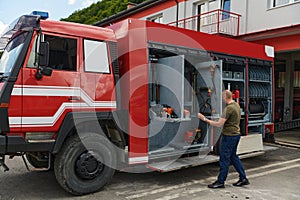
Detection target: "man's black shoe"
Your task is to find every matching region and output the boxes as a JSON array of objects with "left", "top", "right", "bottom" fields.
[
  {"left": 232, "top": 178, "right": 250, "bottom": 187},
  {"left": 208, "top": 181, "right": 225, "bottom": 189}
]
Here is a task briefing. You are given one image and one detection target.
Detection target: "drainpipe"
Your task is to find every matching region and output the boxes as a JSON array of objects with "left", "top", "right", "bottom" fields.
[
  {"left": 245, "top": 0, "right": 249, "bottom": 34},
  {"left": 175, "top": 0, "right": 179, "bottom": 27}
]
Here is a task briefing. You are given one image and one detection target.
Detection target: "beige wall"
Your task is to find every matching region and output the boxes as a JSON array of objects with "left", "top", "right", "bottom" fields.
[
  {"left": 231, "top": 0, "right": 300, "bottom": 34},
  {"left": 138, "top": 0, "right": 300, "bottom": 35}
]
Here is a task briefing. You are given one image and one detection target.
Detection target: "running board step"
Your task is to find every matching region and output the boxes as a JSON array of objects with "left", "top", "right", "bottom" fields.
[
  {"left": 147, "top": 145, "right": 276, "bottom": 173},
  {"left": 147, "top": 155, "right": 220, "bottom": 172}
]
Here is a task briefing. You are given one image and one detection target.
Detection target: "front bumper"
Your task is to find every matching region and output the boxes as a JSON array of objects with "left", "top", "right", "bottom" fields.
[
  {"left": 0, "top": 135, "right": 6, "bottom": 154},
  {"left": 0, "top": 135, "right": 54, "bottom": 155}
]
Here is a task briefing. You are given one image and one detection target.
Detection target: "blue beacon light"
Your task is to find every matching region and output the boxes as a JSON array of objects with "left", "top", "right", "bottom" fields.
[{"left": 30, "top": 11, "right": 49, "bottom": 20}]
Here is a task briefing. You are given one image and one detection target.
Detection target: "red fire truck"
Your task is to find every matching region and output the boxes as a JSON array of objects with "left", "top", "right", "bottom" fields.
[{"left": 0, "top": 12, "right": 274, "bottom": 195}]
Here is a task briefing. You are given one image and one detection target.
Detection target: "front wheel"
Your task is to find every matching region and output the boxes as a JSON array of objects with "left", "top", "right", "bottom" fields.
[{"left": 54, "top": 133, "right": 116, "bottom": 195}]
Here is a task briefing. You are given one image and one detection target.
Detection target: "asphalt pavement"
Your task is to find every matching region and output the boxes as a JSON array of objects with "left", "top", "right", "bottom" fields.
[{"left": 0, "top": 143, "right": 299, "bottom": 200}]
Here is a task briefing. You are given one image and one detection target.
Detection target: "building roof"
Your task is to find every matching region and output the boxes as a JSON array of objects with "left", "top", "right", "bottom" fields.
[
  {"left": 94, "top": 0, "right": 169, "bottom": 27},
  {"left": 235, "top": 24, "right": 300, "bottom": 52},
  {"left": 235, "top": 24, "right": 300, "bottom": 42}
]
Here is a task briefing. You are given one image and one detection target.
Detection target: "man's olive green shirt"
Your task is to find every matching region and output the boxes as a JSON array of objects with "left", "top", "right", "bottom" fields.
[{"left": 220, "top": 101, "right": 241, "bottom": 136}]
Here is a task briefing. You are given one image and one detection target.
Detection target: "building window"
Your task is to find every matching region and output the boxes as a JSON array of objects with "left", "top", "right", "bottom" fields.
[
  {"left": 222, "top": 0, "right": 231, "bottom": 19},
  {"left": 272, "top": 0, "right": 300, "bottom": 7},
  {"left": 209, "top": 0, "right": 218, "bottom": 10},
  {"left": 147, "top": 14, "right": 163, "bottom": 23},
  {"left": 84, "top": 39, "right": 110, "bottom": 73},
  {"left": 222, "top": 0, "right": 231, "bottom": 11}
]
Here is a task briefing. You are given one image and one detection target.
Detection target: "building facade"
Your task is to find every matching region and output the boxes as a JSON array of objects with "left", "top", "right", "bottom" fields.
[{"left": 95, "top": 0, "right": 300, "bottom": 130}]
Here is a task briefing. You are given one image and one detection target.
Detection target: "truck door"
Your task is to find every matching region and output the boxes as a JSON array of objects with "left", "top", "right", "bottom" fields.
[
  {"left": 80, "top": 38, "right": 116, "bottom": 113},
  {"left": 196, "top": 60, "right": 223, "bottom": 149},
  {"left": 149, "top": 55, "right": 188, "bottom": 152},
  {"left": 21, "top": 33, "right": 80, "bottom": 132}
]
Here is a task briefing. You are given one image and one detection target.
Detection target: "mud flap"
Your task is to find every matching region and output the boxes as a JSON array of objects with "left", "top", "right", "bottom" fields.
[{"left": 0, "top": 155, "right": 9, "bottom": 172}]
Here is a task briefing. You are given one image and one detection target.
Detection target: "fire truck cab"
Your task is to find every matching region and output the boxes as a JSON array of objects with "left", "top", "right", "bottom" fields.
[{"left": 0, "top": 12, "right": 274, "bottom": 195}]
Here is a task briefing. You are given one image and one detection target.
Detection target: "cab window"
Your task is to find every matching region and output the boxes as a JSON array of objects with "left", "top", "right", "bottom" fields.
[
  {"left": 45, "top": 35, "right": 77, "bottom": 71},
  {"left": 83, "top": 39, "right": 110, "bottom": 73}
]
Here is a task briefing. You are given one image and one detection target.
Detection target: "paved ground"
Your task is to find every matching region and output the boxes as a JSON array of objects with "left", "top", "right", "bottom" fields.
[
  {"left": 275, "top": 128, "right": 300, "bottom": 146},
  {"left": 0, "top": 144, "right": 299, "bottom": 200}
]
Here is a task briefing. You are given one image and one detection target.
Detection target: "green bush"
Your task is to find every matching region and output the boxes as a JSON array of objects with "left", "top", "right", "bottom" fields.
[{"left": 61, "top": 0, "right": 147, "bottom": 25}]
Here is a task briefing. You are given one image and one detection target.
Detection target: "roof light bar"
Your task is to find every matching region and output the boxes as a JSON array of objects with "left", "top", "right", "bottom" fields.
[{"left": 30, "top": 11, "right": 49, "bottom": 20}]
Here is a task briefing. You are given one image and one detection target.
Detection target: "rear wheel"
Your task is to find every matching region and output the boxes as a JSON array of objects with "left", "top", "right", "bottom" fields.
[{"left": 54, "top": 133, "right": 116, "bottom": 195}]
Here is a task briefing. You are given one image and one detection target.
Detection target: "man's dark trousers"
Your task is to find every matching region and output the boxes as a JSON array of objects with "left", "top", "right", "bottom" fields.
[{"left": 217, "top": 134, "right": 246, "bottom": 184}]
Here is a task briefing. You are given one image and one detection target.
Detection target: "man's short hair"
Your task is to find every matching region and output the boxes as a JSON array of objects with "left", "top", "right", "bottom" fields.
[{"left": 223, "top": 90, "right": 232, "bottom": 99}]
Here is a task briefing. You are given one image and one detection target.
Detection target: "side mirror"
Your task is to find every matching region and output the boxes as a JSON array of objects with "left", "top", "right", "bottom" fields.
[
  {"left": 35, "top": 67, "right": 53, "bottom": 80},
  {"left": 38, "top": 41, "right": 49, "bottom": 67},
  {"left": 41, "top": 67, "right": 52, "bottom": 76},
  {"left": 36, "top": 42, "right": 52, "bottom": 80}
]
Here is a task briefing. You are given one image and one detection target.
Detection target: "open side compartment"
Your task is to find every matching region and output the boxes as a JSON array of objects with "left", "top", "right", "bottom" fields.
[{"left": 147, "top": 43, "right": 223, "bottom": 160}]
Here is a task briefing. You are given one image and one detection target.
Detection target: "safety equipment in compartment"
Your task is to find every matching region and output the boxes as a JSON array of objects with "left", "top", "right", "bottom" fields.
[
  {"left": 249, "top": 101, "right": 265, "bottom": 119},
  {"left": 193, "top": 128, "right": 202, "bottom": 144},
  {"left": 184, "top": 131, "right": 194, "bottom": 143},
  {"left": 161, "top": 104, "right": 178, "bottom": 118},
  {"left": 223, "top": 71, "right": 232, "bottom": 79},
  {"left": 232, "top": 86, "right": 240, "bottom": 105}
]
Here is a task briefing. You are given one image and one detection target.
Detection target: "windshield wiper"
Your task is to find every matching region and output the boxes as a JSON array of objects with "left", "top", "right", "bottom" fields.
[{"left": 0, "top": 74, "right": 8, "bottom": 81}]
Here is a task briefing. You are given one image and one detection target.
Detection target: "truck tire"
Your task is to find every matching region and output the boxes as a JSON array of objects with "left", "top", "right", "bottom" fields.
[{"left": 54, "top": 133, "right": 116, "bottom": 195}]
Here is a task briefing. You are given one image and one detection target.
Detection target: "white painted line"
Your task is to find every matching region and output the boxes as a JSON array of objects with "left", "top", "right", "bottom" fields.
[
  {"left": 154, "top": 187, "right": 208, "bottom": 200},
  {"left": 154, "top": 164, "right": 300, "bottom": 200},
  {"left": 124, "top": 158, "right": 300, "bottom": 200},
  {"left": 248, "top": 164, "right": 300, "bottom": 179},
  {"left": 125, "top": 180, "right": 206, "bottom": 200},
  {"left": 246, "top": 158, "right": 300, "bottom": 173}
]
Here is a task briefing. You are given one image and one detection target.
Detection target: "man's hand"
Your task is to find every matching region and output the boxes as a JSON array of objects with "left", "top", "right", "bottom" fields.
[{"left": 198, "top": 113, "right": 206, "bottom": 121}]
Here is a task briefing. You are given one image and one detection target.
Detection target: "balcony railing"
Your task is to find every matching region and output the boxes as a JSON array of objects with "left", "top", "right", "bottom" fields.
[{"left": 168, "top": 9, "right": 241, "bottom": 36}]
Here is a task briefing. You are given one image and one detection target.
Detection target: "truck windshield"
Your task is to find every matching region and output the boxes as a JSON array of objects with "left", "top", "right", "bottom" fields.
[{"left": 0, "top": 32, "right": 28, "bottom": 76}]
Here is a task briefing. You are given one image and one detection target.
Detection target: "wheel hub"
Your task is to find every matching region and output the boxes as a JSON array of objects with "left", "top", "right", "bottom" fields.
[{"left": 75, "top": 151, "right": 104, "bottom": 180}]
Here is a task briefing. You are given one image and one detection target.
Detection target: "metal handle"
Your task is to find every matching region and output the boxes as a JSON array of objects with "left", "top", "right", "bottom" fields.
[{"left": 68, "top": 96, "right": 80, "bottom": 101}]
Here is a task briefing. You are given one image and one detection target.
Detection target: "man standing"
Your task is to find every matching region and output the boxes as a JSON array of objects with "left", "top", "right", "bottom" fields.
[{"left": 198, "top": 90, "right": 249, "bottom": 188}]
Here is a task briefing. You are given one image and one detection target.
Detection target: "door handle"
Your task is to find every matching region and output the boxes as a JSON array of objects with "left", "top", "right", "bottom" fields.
[{"left": 68, "top": 96, "right": 80, "bottom": 101}]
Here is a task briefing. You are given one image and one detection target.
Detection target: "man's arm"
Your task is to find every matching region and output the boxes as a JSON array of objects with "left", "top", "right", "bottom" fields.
[{"left": 198, "top": 113, "right": 226, "bottom": 127}]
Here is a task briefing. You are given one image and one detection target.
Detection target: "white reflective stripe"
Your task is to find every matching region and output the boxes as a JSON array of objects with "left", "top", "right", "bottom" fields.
[
  {"left": 12, "top": 85, "right": 80, "bottom": 96},
  {"left": 9, "top": 117, "right": 22, "bottom": 125},
  {"left": 9, "top": 102, "right": 116, "bottom": 127},
  {"left": 12, "top": 86, "right": 116, "bottom": 107},
  {"left": 129, "top": 156, "right": 149, "bottom": 164},
  {"left": 9, "top": 102, "right": 81, "bottom": 126},
  {"left": 9, "top": 101, "right": 116, "bottom": 127},
  {"left": 12, "top": 87, "right": 81, "bottom": 96},
  {"left": 11, "top": 87, "right": 22, "bottom": 95},
  {"left": 10, "top": 85, "right": 116, "bottom": 127}
]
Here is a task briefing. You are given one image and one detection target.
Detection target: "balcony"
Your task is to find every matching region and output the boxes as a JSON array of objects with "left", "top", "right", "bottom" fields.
[{"left": 168, "top": 9, "right": 241, "bottom": 36}]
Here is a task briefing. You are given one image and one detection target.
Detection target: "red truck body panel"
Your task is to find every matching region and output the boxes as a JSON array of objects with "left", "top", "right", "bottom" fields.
[
  {"left": 8, "top": 20, "right": 117, "bottom": 134},
  {"left": 3, "top": 17, "right": 273, "bottom": 164},
  {"left": 0, "top": 14, "right": 275, "bottom": 195},
  {"left": 109, "top": 19, "right": 273, "bottom": 164}
]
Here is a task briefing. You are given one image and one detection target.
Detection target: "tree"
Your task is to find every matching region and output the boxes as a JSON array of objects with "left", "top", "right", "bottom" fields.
[{"left": 61, "top": 0, "right": 147, "bottom": 25}]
